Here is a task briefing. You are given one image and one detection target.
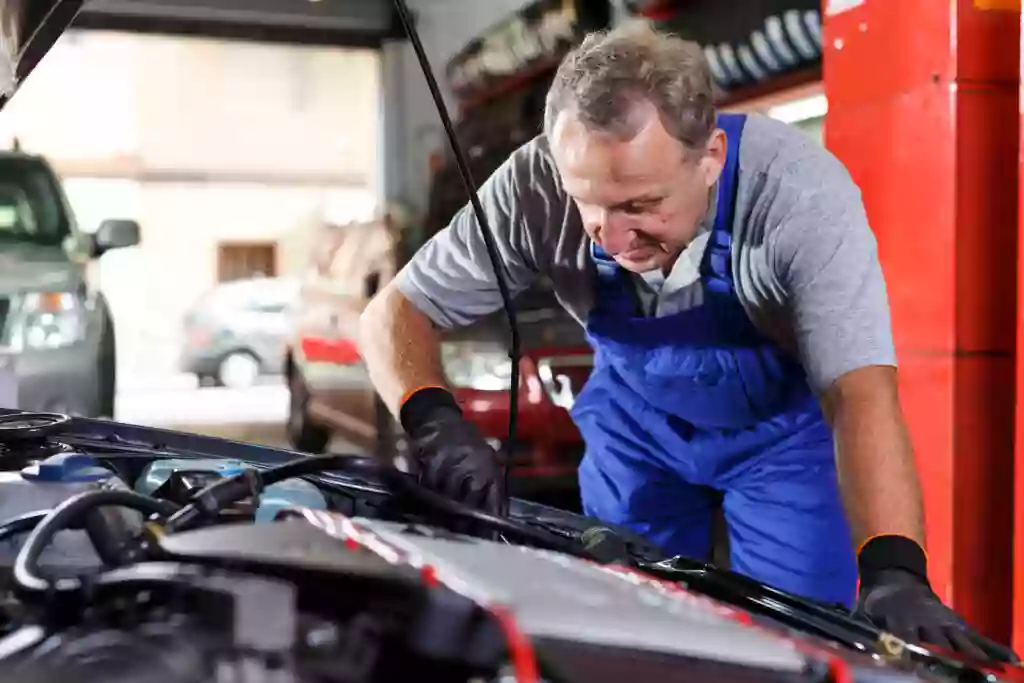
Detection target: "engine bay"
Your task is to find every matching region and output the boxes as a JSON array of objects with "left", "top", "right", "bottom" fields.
[{"left": 0, "top": 410, "right": 1013, "bottom": 683}]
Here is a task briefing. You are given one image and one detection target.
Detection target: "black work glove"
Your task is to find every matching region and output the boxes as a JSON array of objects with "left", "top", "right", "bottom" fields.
[
  {"left": 854, "top": 535, "right": 1019, "bottom": 666},
  {"left": 400, "top": 386, "right": 505, "bottom": 514}
]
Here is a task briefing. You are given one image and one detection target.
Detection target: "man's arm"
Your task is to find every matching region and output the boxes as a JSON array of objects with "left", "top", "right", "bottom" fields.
[
  {"left": 360, "top": 283, "right": 448, "bottom": 416},
  {"left": 359, "top": 141, "right": 559, "bottom": 512},
  {"left": 766, "top": 152, "right": 923, "bottom": 552},
  {"left": 359, "top": 140, "right": 553, "bottom": 416},
  {"left": 820, "top": 364, "right": 925, "bottom": 549},
  {"left": 746, "top": 133, "right": 1015, "bottom": 659}
]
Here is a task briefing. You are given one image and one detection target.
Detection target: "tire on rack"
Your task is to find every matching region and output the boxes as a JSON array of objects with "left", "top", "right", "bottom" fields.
[{"left": 287, "top": 366, "right": 330, "bottom": 454}]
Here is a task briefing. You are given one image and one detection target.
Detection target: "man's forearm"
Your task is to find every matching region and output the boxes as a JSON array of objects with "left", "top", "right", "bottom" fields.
[
  {"left": 823, "top": 365, "right": 926, "bottom": 550},
  {"left": 359, "top": 283, "right": 449, "bottom": 417}
]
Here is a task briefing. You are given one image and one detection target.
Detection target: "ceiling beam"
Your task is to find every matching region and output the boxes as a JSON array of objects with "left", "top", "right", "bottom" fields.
[{"left": 73, "top": 0, "right": 410, "bottom": 47}]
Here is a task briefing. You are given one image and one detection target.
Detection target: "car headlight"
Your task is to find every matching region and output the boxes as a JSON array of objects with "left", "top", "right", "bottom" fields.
[
  {"left": 441, "top": 340, "right": 513, "bottom": 391},
  {"left": 11, "top": 291, "right": 88, "bottom": 351}
]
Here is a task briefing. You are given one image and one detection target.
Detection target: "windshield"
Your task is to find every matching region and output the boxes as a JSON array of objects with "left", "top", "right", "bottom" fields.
[{"left": 0, "top": 157, "right": 68, "bottom": 247}]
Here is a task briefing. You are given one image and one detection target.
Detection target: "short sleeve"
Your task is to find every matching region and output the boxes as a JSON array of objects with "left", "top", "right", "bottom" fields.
[
  {"left": 394, "top": 139, "right": 559, "bottom": 329},
  {"left": 769, "top": 158, "right": 898, "bottom": 394}
]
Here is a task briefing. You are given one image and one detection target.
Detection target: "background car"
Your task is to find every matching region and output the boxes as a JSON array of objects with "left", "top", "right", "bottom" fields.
[
  {"left": 284, "top": 216, "right": 593, "bottom": 510},
  {"left": 0, "top": 150, "right": 138, "bottom": 418},
  {"left": 179, "top": 276, "right": 299, "bottom": 389}
]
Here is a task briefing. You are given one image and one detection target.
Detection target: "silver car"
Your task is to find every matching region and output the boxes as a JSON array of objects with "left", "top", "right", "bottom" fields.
[
  {"left": 0, "top": 151, "right": 139, "bottom": 417},
  {"left": 179, "top": 276, "right": 299, "bottom": 389}
]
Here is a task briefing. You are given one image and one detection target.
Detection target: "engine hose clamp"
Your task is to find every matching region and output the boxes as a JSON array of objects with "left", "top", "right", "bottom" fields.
[{"left": 877, "top": 631, "right": 906, "bottom": 658}]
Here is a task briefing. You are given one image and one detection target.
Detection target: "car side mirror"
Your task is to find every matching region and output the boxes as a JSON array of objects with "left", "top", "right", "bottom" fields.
[{"left": 94, "top": 219, "right": 140, "bottom": 256}]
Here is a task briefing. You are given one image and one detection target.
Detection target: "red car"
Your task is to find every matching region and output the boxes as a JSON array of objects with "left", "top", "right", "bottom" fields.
[{"left": 284, "top": 217, "right": 592, "bottom": 509}]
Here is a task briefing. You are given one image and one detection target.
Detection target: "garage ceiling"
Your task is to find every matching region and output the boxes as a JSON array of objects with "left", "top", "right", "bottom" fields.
[
  {"left": 74, "top": 0, "right": 408, "bottom": 46},
  {"left": 3, "top": 0, "right": 419, "bottom": 110}
]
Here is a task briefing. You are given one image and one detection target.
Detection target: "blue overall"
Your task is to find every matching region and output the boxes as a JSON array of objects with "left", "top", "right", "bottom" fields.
[{"left": 571, "top": 113, "right": 858, "bottom": 608}]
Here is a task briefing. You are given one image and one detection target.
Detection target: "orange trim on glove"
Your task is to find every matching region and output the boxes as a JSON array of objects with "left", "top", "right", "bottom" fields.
[
  {"left": 399, "top": 384, "right": 448, "bottom": 409},
  {"left": 856, "top": 533, "right": 929, "bottom": 564}
]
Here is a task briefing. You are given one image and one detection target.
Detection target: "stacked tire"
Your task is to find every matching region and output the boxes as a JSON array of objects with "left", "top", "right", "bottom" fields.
[{"left": 626, "top": 1, "right": 823, "bottom": 92}]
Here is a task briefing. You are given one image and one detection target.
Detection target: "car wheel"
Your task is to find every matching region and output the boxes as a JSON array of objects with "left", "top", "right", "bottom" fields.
[
  {"left": 95, "top": 308, "right": 117, "bottom": 419},
  {"left": 217, "top": 351, "right": 260, "bottom": 389},
  {"left": 287, "top": 371, "right": 330, "bottom": 454}
]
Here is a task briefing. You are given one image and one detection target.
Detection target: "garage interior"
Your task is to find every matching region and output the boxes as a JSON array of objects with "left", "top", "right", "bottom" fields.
[{"left": 2, "top": 0, "right": 1024, "bottom": 661}]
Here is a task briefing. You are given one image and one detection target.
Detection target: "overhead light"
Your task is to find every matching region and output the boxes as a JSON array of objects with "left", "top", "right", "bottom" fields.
[{"left": 767, "top": 93, "right": 828, "bottom": 123}]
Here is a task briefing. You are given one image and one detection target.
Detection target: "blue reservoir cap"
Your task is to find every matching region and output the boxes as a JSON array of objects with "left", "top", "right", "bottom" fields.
[
  {"left": 21, "top": 452, "right": 112, "bottom": 482},
  {"left": 215, "top": 461, "right": 247, "bottom": 477}
]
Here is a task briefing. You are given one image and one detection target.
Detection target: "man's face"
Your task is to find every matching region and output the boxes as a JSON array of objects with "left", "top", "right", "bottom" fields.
[{"left": 550, "top": 101, "right": 726, "bottom": 273}]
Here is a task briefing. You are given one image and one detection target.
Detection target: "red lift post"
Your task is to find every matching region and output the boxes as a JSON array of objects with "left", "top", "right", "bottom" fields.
[
  {"left": 824, "top": 0, "right": 1019, "bottom": 647},
  {"left": 1016, "top": 0, "right": 1024, "bottom": 657}
]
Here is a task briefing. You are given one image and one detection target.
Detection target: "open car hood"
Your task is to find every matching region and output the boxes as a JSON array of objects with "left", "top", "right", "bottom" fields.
[
  {"left": 0, "top": 409, "right": 1010, "bottom": 683},
  {"left": 0, "top": 0, "right": 82, "bottom": 109}
]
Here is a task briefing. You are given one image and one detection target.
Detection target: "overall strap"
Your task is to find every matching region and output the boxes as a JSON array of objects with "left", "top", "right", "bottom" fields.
[
  {"left": 703, "top": 112, "right": 746, "bottom": 297},
  {"left": 589, "top": 240, "right": 638, "bottom": 317}
]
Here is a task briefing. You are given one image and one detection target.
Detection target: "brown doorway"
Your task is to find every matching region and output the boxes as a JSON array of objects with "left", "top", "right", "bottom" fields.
[{"left": 217, "top": 242, "right": 278, "bottom": 282}]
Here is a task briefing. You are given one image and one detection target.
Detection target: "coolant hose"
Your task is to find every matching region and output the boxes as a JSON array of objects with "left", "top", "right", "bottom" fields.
[{"left": 13, "top": 490, "right": 179, "bottom": 599}]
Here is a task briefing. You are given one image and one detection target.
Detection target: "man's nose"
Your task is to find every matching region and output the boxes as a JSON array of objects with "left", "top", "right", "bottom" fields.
[{"left": 599, "top": 215, "right": 637, "bottom": 255}]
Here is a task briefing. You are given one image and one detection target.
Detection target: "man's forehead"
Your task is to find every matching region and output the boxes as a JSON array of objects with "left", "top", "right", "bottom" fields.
[{"left": 550, "top": 106, "right": 686, "bottom": 185}]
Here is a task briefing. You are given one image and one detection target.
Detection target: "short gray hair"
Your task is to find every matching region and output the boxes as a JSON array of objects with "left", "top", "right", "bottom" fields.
[{"left": 543, "top": 21, "right": 716, "bottom": 154}]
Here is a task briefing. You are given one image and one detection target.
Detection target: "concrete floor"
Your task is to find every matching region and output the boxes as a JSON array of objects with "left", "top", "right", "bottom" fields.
[{"left": 114, "top": 374, "right": 355, "bottom": 452}]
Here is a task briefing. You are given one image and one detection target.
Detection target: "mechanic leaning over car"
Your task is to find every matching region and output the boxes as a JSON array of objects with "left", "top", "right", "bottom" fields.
[{"left": 358, "top": 21, "right": 1017, "bottom": 663}]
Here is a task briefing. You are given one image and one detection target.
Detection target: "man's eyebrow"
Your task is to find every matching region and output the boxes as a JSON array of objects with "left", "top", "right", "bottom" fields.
[{"left": 608, "top": 194, "right": 664, "bottom": 210}]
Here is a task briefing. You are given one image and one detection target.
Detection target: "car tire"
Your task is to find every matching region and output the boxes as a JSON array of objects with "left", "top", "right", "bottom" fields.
[
  {"left": 287, "top": 370, "right": 330, "bottom": 454},
  {"left": 95, "top": 308, "right": 117, "bottom": 419},
  {"left": 217, "top": 351, "right": 261, "bottom": 389}
]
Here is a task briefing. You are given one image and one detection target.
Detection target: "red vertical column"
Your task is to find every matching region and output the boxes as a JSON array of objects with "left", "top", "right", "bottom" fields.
[
  {"left": 1016, "top": 2, "right": 1024, "bottom": 657},
  {"left": 823, "top": 0, "right": 1019, "bottom": 646}
]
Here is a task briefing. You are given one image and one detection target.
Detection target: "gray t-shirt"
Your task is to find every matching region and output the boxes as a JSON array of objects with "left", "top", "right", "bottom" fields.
[{"left": 396, "top": 113, "right": 896, "bottom": 395}]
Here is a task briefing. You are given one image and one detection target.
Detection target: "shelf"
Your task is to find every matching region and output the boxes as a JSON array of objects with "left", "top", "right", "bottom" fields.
[
  {"left": 456, "top": 54, "right": 562, "bottom": 118},
  {"left": 714, "top": 64, "right": 822, "bottom": 109}
]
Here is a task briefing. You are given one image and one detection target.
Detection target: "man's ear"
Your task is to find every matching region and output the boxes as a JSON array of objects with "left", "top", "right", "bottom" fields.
[{"left": 699, "top": 129, "right": 727, "bottom": 189}]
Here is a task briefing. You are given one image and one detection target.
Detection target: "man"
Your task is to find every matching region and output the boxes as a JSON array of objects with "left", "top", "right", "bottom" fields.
[{"left": 359, "top": 22, "right": 1016, "bottom": 663}]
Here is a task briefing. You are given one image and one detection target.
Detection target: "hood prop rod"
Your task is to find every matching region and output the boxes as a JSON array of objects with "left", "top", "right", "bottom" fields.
[{"left": 391, "top": 0, "right": 521, "bottom": 514}]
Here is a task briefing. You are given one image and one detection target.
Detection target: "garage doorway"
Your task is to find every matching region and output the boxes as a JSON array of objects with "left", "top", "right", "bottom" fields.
[{"left": 217, "top": 241, "right": 278, "bottom": 282}]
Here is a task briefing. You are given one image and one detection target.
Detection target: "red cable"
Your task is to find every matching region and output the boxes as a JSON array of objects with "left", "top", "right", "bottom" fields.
[
  {"left": 298, "top": 509, "right": 541, "bottom": 682},
  {"left": 488, "top": 606, "right": 542, "bottom": 683},
  {"left": 600, "top": 564, "right": 855, "bottom": 683}
]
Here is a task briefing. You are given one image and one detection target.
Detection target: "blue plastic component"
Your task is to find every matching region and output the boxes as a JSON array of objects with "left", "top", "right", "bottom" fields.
[
  {"left": 136, "top": 458, "right": 328, "bottom": 522},
  {"left": 21, "top": 452, "right": 116, "bottom": 483},
  {"left": 254, "top": 478, "right": 328, "bottom": 523}
]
